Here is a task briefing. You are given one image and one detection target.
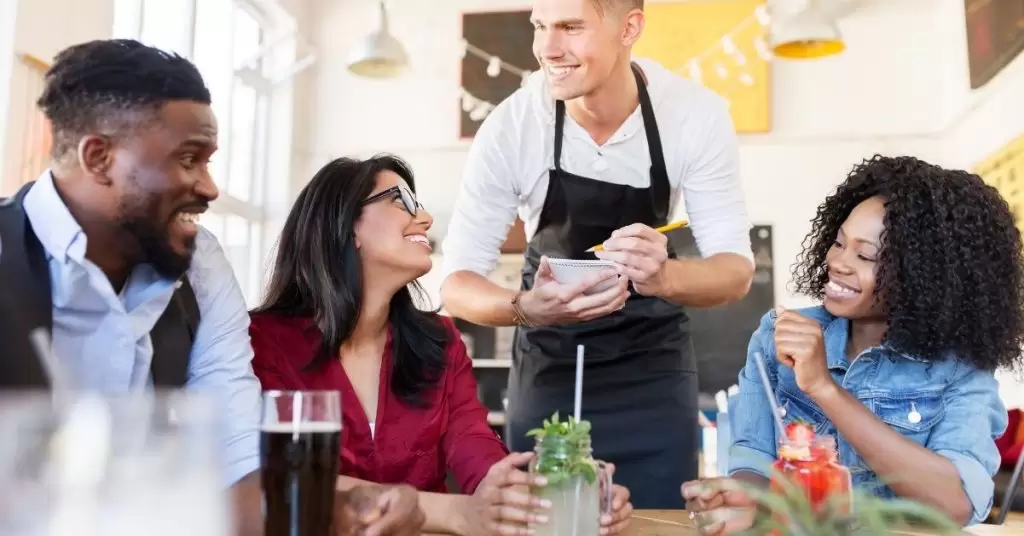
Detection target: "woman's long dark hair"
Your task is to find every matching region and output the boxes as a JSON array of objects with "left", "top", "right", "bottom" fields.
[{"left": 254, "top": 155, "right": 449, "bottom": 407}]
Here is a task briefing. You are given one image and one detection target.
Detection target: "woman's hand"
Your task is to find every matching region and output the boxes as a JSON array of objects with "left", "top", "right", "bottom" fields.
[
  {"left": 599, "top": 467, "right": 633, "bottom": 536},
  {"left": 774, "top": 307, "right": 836, "bottom": 400},
  {"left": 335, "top": 484, "right": 424, "bottom": 536},
  {"left": 455, "top": 452, "right": 548, "bottom": 535},
  {"left": 681, "top": 479, "right": 756, "bottom": 536}
]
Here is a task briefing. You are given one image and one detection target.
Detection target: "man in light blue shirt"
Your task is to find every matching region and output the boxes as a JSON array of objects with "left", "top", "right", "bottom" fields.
[
  {"left": 21, "top": 171, "right": 262, "bottom": 487},
  {"left": 0, "top": 39, "right": 424, "bottom": 536}
]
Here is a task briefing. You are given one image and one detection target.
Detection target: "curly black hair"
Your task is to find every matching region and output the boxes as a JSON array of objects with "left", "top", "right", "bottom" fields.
[
  {"left": 37, "top": 39, "right": 210, "bottom": 161},
  {"left": 792, "top": 154, "right": 1024, "bottom": 371}
]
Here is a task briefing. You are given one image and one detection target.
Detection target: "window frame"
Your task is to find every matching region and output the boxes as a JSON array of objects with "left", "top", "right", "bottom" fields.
[{"left": 118, "top": 0, "right": 297, "bottom": 305}]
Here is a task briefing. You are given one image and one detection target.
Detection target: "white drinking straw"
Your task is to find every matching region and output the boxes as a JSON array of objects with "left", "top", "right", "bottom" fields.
[
  {"left": 572, "top": 344, "right": 585, "bottom": 536},
  {"left": 574, "top": 345, "right": 584, "bottom": 422},
  {"left": 751, "top": 351, "right": 787, "bottom": 441},
  {"left": 29, "top": 327, "right": 65, "bottom": 394}
]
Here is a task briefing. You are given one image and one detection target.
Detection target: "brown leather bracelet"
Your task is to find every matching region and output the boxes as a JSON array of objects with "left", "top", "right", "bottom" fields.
[{"left": 511, "top": 291, "right": 534, "bottom": 327}]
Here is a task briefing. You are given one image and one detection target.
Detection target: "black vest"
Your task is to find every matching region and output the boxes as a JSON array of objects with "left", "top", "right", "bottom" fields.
[{"left": 0, "top": 181, "right": 199, "bottom": 389}]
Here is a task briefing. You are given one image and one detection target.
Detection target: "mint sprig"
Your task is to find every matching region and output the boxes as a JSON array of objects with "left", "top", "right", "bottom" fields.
[{"left": 526, "top": 412, "right": 598, "bottom": 487}]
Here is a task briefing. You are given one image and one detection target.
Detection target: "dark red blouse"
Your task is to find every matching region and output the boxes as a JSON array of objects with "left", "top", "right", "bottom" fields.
[{"left": 248, "top": 313, "right": 508, "bottom": 494}]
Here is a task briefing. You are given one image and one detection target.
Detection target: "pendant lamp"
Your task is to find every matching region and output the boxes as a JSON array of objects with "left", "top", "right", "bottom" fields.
[
  {"left": 346, "top": 1, "right": 408, "bottom": 78},
  {"left": 769, "top": 0, "right": 846, "bottom": 59}
]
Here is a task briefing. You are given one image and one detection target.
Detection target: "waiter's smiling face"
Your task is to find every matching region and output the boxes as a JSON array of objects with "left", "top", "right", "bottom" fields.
[
  {"left": 355, "top": 170, "right": 434, "bottom": 280},
  {"left": 531, "top": 0, "right": 644, "bottom": 100}
]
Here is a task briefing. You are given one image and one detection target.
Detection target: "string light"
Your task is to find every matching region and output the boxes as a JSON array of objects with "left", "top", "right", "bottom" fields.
[
  {"left": 679, "top": 5, "right": 773, "bottom": 85},
  {"left": 457, "top": 4, "right": 772, "bottom": 123},
  {"left": 721, "top": 35, "right": 737, "bottom": 56},
  {"left": 754, "top": 36, "right": 773, "bottom": 61},
  {"left": 754, "top": 4, "right": 771, "bottom": 26},
  {"left": 688, "top": 59, "right": 702, "bottom": 85},
  {"left": 486, "top": 56, "right": 502, "bottom": 77}
]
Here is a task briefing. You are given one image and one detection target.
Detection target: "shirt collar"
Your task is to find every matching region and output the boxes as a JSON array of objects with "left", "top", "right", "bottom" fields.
[
  {"left": 22, "top": 170, "right": 88, "bottom": 264},
  {"left": 528, "top": 56, "right": 662, "bottom": 136},
  {"left": 817, "top": 310, "right": 921, "bottom": 369}
]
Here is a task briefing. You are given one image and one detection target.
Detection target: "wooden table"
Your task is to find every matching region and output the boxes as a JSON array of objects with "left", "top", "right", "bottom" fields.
[
  {"left": 426, "top": 510, "right": 1024, "bottom": 535},
  {"left": 623, "top": 510, "right": 1024, "bottom": 535}
]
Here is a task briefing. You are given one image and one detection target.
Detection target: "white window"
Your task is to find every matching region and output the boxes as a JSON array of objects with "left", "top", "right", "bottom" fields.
[{"left": 116, "top": 0, "right": 300, "bottom": 306}]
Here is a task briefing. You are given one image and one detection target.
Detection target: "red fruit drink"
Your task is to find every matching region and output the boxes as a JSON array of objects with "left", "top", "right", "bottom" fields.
[{"left": 768, "top": 421, "right": 852, "bottom": 534}]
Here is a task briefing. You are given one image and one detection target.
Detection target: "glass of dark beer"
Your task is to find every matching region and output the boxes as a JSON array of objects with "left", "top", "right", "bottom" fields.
[{"left": 261, "top": 390, "right": 342, "bottom": 536}]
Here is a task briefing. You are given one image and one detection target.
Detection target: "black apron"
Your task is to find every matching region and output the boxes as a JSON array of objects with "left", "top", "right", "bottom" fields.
[{"left": 505, "top": 64, "right": 699, "bottom": 509}]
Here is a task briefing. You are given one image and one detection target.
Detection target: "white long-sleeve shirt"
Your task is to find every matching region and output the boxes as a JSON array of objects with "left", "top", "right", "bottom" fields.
[{"left": 441, "top": 57, "right": 753, "bottom": 280}]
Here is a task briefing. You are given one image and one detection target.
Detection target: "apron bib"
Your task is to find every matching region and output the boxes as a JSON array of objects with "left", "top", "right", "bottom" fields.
[{"left": 505, "top": 63, "right": 699, "bottom": 509}]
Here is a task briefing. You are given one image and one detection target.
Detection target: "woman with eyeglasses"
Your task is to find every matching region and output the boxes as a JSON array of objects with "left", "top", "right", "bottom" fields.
[{"left": 249, "top": 155, "right": 631, "bottom": 535}]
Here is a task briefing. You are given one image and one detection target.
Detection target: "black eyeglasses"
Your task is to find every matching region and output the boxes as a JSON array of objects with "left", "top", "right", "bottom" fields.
[{"left": 362, "top": 185, "right": 421, "bottom": 216}]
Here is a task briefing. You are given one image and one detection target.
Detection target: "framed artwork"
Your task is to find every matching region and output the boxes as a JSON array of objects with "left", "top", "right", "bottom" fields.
[
  {"left": 965, "top": 0, "right": 1024, "bottom": 89},
  {"left": 974, "top": 132, "right": 1024, "bottom": 234}
]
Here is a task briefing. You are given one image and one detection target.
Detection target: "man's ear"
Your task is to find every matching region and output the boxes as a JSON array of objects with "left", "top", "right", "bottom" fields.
[
  {"left": 621, "top": 9, "right": 644, "bottom": 47},
  {"left": 77, "top": 134, "right": 114, "bottom": 185}
]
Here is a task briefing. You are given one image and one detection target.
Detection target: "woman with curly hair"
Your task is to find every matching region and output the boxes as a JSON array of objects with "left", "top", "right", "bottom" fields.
[{"left": 682, "top": 155, "right": 1024, "bottom": 533}]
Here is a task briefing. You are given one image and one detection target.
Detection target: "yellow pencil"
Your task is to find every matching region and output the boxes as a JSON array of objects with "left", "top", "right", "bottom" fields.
[{"left": 587, "top": 220, "right": 689, "bottom": 252}]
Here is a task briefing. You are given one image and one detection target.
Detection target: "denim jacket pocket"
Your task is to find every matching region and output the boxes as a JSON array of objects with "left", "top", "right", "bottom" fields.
[
  {"left": 871, "top": 391, "right": 945, "bottom": 443},
  {"left": 777, "top": 386, "right": 829, "bottom": 435}
]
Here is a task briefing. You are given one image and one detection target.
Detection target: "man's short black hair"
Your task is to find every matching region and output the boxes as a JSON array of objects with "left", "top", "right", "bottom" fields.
[{"left": 37, "top": 39, "right": 211, "bottom": 160}]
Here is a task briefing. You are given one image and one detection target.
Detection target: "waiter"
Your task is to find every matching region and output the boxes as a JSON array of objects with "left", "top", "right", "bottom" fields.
[{"left": 440, "top": 0, "right": 754, "bottom": 509}]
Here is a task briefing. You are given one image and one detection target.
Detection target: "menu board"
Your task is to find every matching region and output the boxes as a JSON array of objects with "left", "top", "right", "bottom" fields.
[
  {"left": 965, "top": 0, "right": 1024, "bottom": 89},
  {"left": 974, "top": 133, "right": 1024, "bottom": 233},
  {"left": 668, "top": 224, "right": 774, "bottom": 394}
]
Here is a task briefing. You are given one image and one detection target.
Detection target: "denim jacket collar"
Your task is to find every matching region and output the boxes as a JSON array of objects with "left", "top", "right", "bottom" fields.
[{"left": 777, "top": 307, "right": 924, "bottom": 371}]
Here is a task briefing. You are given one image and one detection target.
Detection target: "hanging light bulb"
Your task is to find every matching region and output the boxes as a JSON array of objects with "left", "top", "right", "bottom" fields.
[
  {"left": 486, "top": 56, "right": 502, "bottom": 77},
  {"left": 346, "top": 0, "right": 409, "bottom": 78},
  {"left": 687, "top": 59, "right": 702, "bottom": 84},
  {"left": 739, "top": 73, "right": 754, "bottom": 86},
  {"left": 768, "top": 0, "right": 845, "bottom": 59}
]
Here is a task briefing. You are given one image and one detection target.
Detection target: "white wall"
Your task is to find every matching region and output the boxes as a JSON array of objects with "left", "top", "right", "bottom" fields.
[
  {"left": 0, "top": 0, "right": 18, "bottom": 175},
  {"left": 0, "top": 0, "right": 115, "bottom": 191}
]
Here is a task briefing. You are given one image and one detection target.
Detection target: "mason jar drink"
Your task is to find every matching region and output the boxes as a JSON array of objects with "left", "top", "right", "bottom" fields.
[
  {"left": 768, "top": 422, "right": 853, "bottom": 536},
  {"left": 527, "top": 414, "right": 612, "bottom": 536}
]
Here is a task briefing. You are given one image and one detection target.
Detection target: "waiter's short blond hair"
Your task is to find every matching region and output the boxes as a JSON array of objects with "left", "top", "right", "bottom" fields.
[{"left": 591, "top": 0, "right": 644, "bottom": 17}]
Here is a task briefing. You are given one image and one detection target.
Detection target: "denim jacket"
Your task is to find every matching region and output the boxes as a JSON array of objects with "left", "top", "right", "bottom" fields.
[{"left": 728, "top": 306, "right": 1007, "bottom": 525}]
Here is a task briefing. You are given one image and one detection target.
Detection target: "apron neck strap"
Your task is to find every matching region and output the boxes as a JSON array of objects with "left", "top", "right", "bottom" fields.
[{"left": 552, "top": 62, "right": 671, "bottom": 202}]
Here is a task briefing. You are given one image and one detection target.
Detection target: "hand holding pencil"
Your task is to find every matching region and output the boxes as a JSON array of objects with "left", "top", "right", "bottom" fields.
[
  {"left": 591, "top": 221, "right": 688, "bottom": 297},
  {"left": 586, "top": 220, "right": 688, "bottom": 252}
]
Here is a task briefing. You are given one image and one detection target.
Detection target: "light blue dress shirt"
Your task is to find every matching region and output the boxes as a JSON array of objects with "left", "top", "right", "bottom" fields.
[
  {"left": 21, "top": 171, "right": 262, "bottom": 486},
  {"left": 728, "top": 306, "right": 1007, "bottom": 525}
]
